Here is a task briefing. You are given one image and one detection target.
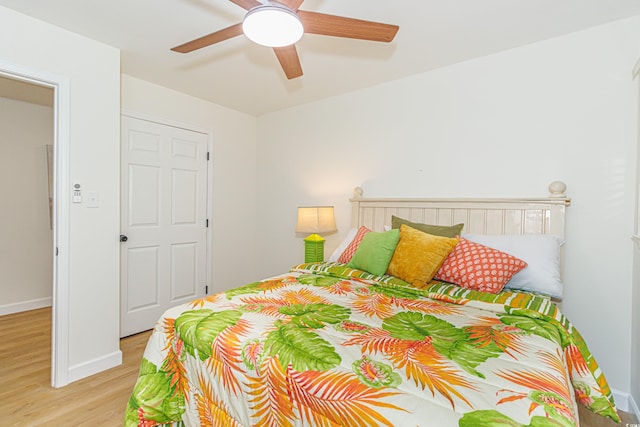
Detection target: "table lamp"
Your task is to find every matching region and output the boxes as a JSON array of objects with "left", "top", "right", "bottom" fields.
[{"left": 295, "top": 206, "right": 337, "bottom": 263}]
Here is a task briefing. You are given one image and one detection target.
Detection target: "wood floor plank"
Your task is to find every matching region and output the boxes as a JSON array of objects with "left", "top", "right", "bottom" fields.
[
  {"left": 0, "top": 308, "right": 150, "bottom": 426},
  {"left": 0, "top": 307, "right": 636, "bottom": 426}
]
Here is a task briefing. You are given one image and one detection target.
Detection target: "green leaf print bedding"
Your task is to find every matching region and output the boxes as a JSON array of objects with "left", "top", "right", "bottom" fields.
[{"left": 125, "top": 262, "right": 619, "bottom": 427}]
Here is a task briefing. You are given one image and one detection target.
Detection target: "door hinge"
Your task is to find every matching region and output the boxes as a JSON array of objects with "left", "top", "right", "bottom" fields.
[
  {"left": 207, "top": 151, "right": 210, "bottom": 161},
  {"left": 55, "top": 247, "right": 59, "bottom": 256},
  {"left": 205, "top": 285, "right": 209, "bottom": 294},
  {"left": 206, "top": 218, "right": 209, "bottom": 228}
]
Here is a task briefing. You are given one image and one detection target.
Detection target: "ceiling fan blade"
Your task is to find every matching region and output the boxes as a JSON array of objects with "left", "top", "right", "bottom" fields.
[
  {"left": 277, "top": 0, "right": 304, "bottom": 11},
  {"left": 273, "top": 45, "right": 303, "bottom": 79},
  {"left": 229, "top": 0, "right": 261, "bottom": 10},
  {"left": 171, "top": 23, "right": 244, "bottom": 53},
  {"left": 298, "top": 10, "right": 399, "bottom": 42}
]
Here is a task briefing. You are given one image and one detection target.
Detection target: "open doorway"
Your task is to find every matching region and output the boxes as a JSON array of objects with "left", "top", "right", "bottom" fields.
[
  {"left": 0, "top": 76, "right": 54, "bottom": 314},
  {"left": 0, "top": 61, "right": 70, "bottom": 388},
  {"left": 0, "top": 75, "right": 55, "bottom": 388}
]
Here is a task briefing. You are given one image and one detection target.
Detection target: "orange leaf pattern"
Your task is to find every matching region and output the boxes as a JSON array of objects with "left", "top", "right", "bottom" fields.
[
  {"left": 245, "top": 356, "right": 295, "bottom": 427},
  {"left": 161, "top": 317, "right": 189, "bottom": 400},
  {"left": 195, "top": 373, "right": 243, "bottom": 427},
  {"left": 352, "top": 292, "right": 395, "bottom": 319},
  {"left": 286, "top": 366, "right": 404, "bottom": 427},
  {"left": 205, "top": 318, "right": 251, "bottom": 395},
  {"left": 190, "top": 293, "right": 221, "bottom": 308},
  {"left": 464, "top": 316, "right": 527, "bottom": 357},
  {"left": 345, "top": 328, "right": 476, "bottom": 409},
  {"left": 496, "top": 350, "right": 578, "bottom": 424}
]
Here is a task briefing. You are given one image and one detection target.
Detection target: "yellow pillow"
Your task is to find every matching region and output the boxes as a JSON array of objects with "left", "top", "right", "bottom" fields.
[{"left": 387, "top": 224, "right": 459, "bottom": 288}]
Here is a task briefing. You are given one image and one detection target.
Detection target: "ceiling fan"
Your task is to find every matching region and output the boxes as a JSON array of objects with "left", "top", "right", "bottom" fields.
[{"left": 171, "top": 0, "right": 399, "bottom": 79}]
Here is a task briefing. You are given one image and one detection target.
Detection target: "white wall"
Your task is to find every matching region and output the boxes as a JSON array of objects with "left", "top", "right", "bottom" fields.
[
  {"left": 632, "top": 70, "right": 640, "bottom": 413},
  {"left": 0, "top": 97, "right": 53, "bottom": 313},
  {"left": 121, "top": 75, "right": 258, "bottom": 292},
  {"left": 632, "top": 244, "right": 640, "bottom": 412},
  {"left": 256, "top": 16, "right": 640, "bottom": 402},
  {"left": 0, "top": 6, "right": 121, "bottom": 379}
]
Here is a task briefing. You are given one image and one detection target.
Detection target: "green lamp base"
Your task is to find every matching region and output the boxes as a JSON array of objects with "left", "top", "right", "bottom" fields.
[{"left": 304, "top": 233, "right": 325, "bottom": 263}]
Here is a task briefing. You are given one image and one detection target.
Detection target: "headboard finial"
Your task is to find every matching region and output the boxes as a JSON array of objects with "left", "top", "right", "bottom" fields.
[
  {"left": 548, "top": 181, "right": 567, "bottom": 198},
  {"left": 353, "top": 187, "right": 363, "bottom": 199}
]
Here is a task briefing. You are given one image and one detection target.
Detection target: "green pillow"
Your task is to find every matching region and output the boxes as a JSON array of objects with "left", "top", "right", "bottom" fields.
[
  {"left": 391, "top": 215, "right": 464, "bottom": 238},
  {"left": 347, "top": 229, "right": 401, "bottom": 276}
]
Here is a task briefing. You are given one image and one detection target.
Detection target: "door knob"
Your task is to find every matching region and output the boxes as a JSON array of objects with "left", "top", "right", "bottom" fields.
[{"left": 120, "top": 234, "right": 128, "bottom": 242}]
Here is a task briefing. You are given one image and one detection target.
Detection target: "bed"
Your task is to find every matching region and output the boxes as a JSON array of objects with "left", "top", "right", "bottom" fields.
[{"left": 125, "top": 182, "right": 620, "bottom": 427}]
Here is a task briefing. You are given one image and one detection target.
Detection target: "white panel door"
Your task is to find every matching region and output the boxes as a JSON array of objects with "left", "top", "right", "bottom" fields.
[{"left": 120, "top": 116, "right": 208, "bottom": 337}]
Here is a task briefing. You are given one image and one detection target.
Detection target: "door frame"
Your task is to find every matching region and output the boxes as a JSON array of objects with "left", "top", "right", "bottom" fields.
[
  {"left": 120, "top": 109, "right": 214, "bottom": 310},
  {"left": 0, "top": 59, "right": 71, "bottom": 387}
]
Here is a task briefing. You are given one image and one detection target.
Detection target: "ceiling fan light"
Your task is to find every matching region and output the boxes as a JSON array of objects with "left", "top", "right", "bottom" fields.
[{"left": 242, "top": 3, "right": 304, "bottom": 48}]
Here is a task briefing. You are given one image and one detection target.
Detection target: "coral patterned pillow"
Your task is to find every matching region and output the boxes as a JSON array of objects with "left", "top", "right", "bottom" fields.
[
  {"left": 434, "top": 237, "right": 528, "bottom": 293},
  {"left": 337, "top": 226, "right": 371, "bottom": 264}
]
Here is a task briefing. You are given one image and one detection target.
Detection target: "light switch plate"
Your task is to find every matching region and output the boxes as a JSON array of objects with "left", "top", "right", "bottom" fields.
[{"left": 86, "top": 191, "right": 99, "bottom": 208}]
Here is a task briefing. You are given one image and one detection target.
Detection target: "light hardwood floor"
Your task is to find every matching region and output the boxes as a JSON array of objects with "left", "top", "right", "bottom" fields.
[
  {"left": 0, "top": 307, "right": 150, "bottom": 426},
  {"left": 0, "top": 307, "right": 637, "bottom": 426}
]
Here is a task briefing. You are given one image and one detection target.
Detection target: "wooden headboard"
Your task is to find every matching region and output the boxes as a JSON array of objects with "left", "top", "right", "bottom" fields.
[{"left": 350, "top": 181, "right": 571, "bottom": 238}]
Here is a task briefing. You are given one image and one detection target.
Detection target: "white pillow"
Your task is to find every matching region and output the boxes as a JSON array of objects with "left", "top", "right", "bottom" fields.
[
  {"left": 328, "top": 228, "right": 358, "bottom": 262},
  {"left": 462, "top": 234, "right": 564, "bottom": 299}
]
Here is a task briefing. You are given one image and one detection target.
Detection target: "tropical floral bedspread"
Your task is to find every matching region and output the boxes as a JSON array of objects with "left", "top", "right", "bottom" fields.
[{"left": 125, "top": 262, "right": 619, "bottom": 427}]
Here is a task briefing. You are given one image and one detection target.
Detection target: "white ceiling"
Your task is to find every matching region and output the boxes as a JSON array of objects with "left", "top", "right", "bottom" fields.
[{"left": 2, "top": 0, "right": 640, "bottom": 116}]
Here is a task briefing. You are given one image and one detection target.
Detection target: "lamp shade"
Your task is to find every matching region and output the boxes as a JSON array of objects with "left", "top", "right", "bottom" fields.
[
  {"left": 296, "top": 206, "right": 337, "bottom": 235},
  {"left": 242, "top": 2, "right": 304, "bottom": 48}
]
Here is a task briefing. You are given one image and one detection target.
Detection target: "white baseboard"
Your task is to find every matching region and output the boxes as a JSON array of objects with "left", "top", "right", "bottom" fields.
[
  {"left": 612, "top": 389, "right": 640, "bottom": 420},
  {"left": 67, "top": 350, "right": 123, "bottom": 384},
  {"left": 630, "top": 393, "right": 640, "bottom": 422},
  {"left": 0, "top": 297, "right": 52, "bottom": 316}
]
